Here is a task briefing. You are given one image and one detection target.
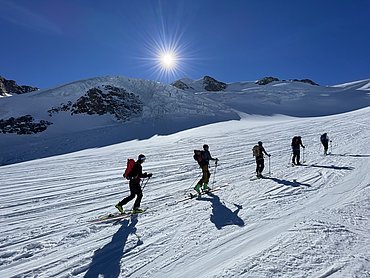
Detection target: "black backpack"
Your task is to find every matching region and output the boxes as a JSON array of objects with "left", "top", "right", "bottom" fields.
[
  {"left": 193, "top": 150, "right": 205, "bottom": 165},
  {"left": 292, "top": 136, "right": 300, "bottom": 146},
  {"left": 320, "top": 134, "right": 327, "bottom": 143}
]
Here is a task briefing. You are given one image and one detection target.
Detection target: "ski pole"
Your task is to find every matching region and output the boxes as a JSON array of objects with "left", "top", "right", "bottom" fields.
[
  {"left": 212, "top": 160, "right": 218, "bottom": 185},
  {"left": 141, "top": 177, "right": 151, "bottom": 191},
  {"left": 268, "top": 156, "right": 271, "bottom": 175},
  {"left": 302, "top": 147, "right": 305, "bottom": 163},
  {"left": 288, "top": 152, "right": 292, "bottom": 166},
  {"left": 330, "top": 140, "right": 332, "bottom": 154}
]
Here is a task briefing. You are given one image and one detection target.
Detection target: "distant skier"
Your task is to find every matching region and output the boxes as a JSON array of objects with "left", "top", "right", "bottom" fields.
[
  {"left": 115, "top": 154, "right": 152, "bottom": 214},
  {"left": 291, "top": 136, "right": 305, "bottom": 165},
  {"left": 320, "top": 133, "right": 330, "bottom": 155},
  {"left": 252, "top": 141, "right": 271, "bottom": 178},
  {"left": 193, "top": 144, "right": 218, "bottom": 194}
]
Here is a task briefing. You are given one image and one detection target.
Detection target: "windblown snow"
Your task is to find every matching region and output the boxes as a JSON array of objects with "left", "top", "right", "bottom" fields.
[{"left": 0, "top": 76, "right": 369, "bottom": 277}]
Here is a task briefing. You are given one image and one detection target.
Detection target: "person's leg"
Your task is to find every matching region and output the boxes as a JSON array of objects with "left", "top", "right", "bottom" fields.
[
  {"left": 133, "top": 184, "right": 143, "bottom": 209},
  {"left": 202, "top": 165, "right": 210, "bottom": 190},
  {"left": 260, "top": 159, "right": 265, "bottom": 174},
  {"left": 292, "top": 152, "right": 297, "bottom": 164},
  {"left": 296, "top": 151, "right": 301, "bottom": 164},
  {"left": 195, "top": 167, "right": 207, "bottom": 193},
  {"left": 118, "top": 183, "right": 136, "bottom": 205}
]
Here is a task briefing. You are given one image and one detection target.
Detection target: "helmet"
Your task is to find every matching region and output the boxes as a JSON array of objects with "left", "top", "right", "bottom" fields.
[
  {"left": 258, "top": 141, "right": 263, "bottom": 146},
  {"left": 138, "top": 154, "right": 146, "bottom": 161},
  {"left": 203, "top": 144, "right": 209, "bottom": 150}
]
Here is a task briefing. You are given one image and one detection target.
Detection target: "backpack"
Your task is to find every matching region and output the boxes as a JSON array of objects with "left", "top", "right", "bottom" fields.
[
  {"left": 193, "top": 150, "right": 205, "bottom": 165},
  {"left": 252, "top": 145, "right": 261, "bottom": 157},
  {"left": 320, "top": 134, "right": 327, "bottom": 143},
  {"left": 292, "top": 136, "right": 300, "bottom": 146},
  {"left": 123, "top": 158, "right": 136, "bottom": 179}
]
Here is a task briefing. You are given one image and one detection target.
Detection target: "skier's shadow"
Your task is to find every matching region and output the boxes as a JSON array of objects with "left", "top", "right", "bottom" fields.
[
  {"left": 264, "top": 177, "right": 311, "bottom": 188},
  {"left": 330, "top": 153, "right": 370, "bottom": 158},
  {"left": 197, "top": 192, "right": 244, "bottom": 230},
  {"left": 84, "top": 216, "right": 142, "bottom": 278},
  {"left": 308, "top": 164, "right": 354, "bottom": 170}
]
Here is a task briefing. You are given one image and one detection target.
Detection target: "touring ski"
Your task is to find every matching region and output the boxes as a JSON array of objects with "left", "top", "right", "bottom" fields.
[
  {"left": 89, "top": 209, "right": 147, "bottom": 224},
  {"left": 176, "top": 183, "right": 230, "bottom": 203}
]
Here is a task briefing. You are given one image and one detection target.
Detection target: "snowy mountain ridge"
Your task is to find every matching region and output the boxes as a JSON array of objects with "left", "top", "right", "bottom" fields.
[{"left": 0, "top": 75, "right": 369, "bottom": 166}]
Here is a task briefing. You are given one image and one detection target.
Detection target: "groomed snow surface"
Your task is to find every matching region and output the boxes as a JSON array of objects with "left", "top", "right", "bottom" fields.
[{"left": 1, "top": 107, "right": 369, "bottom": 277}]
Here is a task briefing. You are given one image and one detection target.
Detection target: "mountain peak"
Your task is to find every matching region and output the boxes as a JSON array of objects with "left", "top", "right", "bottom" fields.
[{"left": 0, "top": 76, "right": 38, "bottom": 97}]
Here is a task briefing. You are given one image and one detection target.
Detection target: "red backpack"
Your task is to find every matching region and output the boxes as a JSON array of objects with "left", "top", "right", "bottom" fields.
[{"left": 123, "top": 159, "right": 135, "bottom": 179}]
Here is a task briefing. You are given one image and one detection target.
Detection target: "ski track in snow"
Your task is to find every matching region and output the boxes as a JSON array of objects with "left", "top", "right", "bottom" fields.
[{"left": 1, "top": 108, "right": 370, "bottom": 277}]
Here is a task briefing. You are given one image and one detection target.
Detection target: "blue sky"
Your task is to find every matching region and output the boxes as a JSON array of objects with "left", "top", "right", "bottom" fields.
[{"left": 1, "top": 0, "right": 369, "bottom": 88}]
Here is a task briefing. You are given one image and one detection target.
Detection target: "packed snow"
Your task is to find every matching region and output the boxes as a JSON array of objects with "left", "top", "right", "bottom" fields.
[{"left": 0, "top": 76, "right": 369, "bottom": 277}]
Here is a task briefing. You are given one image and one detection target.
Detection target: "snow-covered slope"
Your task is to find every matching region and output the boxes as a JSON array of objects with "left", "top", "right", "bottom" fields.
[
  {"left": 0, "top": 75, "right": 369, "bottom": 166},
  {"left": 332, "top": 79, "right": 370, "bottom": 91},
  {"left": 0, "top": 107, "right": 369, "bottom": 277}
]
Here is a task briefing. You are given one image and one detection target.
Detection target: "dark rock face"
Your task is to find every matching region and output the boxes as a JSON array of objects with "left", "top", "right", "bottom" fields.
[
  {"left": 48, "top": 85, "right": 143, "bottom": 121},
  {"left": 0, "top": 115, "right": 52, "bottom": 135},
  {"left": 203, "top": 76, "right": 227, "bottom": 91},
  {"left": 171, "top": 80, "right": 194, "bottom": 90},
  {"left": 0, "top": 76, "right": 38, "bottom": 96},
  {"left": 256, "top": 77, "right": 280, "bottom": 85},
  {"left": 292, "top": 79, "right": 319, "bottom": 86}
]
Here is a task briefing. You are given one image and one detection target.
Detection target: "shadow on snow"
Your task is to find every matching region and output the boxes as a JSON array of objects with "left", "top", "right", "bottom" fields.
[
  {"left": 197, "top": 192, "right": 244, "bottom": 230},
  {"left": 84, "top": 216, "right": 142, "bottom": 278},
  {"left": 264, "top": 177, "right": 311, "bottom": 188},
  {"left": 329, "top": 153, "right": 370, "bottom": 158},
  {"left": 308, "top": 164, "right": 355, "bottom": 170}
]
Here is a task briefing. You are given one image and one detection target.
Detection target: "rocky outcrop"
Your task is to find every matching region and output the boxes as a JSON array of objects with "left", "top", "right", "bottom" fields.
[
  {"left": 48, "top": 85, "right": 143, "bottom": 121},
  {"left": 0, "top": 76, "right": 38, "bottom": 96},
  {"left": 292, "top": 79, "right": 319, "bottom": 86},
  {"left": 203, "top": 76, "right": 227, "bottom": 91},
  {"left": 0, "top": 115, "right": 52, "bottom": 135},
  {"left": 256, "top": 76, "right": 280, "bottom": 85},
  {"left": 171, "top": 80, "right": 194, "bottom": 90}
]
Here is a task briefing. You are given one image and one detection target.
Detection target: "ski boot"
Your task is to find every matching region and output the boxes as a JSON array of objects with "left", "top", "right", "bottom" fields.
[
  {"left": 132, "top": 207, "right": 145, "bottom": 214},
  {"left": 202, "top": 183, "right": 210, "bottom": 192},
  {"left": 194, "top": 183, "right": 202, "bottom": 195},
  {"left": 115, "top": 203, "right": 124, "bottom": 214}
]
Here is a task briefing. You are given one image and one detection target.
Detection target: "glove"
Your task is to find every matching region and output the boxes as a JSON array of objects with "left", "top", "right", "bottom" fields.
[
  {"left": 268, "top": 154, "right": 271, "bottom": 157},
  {"left": 216, "top": 158, "right": 219, "bottom": 161},
  {"left": 147, "top": 173, "right": 153, "bottom": 178},
  {"left": 303, "top": 146, "right": 306, "bottom": 149}
]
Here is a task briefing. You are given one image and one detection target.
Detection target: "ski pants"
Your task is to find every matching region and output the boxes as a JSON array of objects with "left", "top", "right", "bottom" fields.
[
  {"left": 198, "top": 164, "right": 211, "bottom": 185},
  {"left": 256, "top": 158, "right": 265, "bottom": 174},
  {"left": 119, "top": 180, "right": 142, "bottom": 209},
  {"left": 322, "top": 141, "right": 329, "bottom": 154},
  {"left": 292, "top": 149, "right": 301, "bottom": 164}
]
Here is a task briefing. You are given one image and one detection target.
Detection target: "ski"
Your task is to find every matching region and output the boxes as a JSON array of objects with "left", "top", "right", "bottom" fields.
[
  {"left": 250, "top": 175, "right": 270, "bottom": 181},
  {"left": 291, "top": 163, "right": 307, "bottom": 167},
  {"left": 176, "top": 183, "right": 230, "bottom": 203},
  {"left": 89, "top": 209, "right": 147, "bottom": 224}
]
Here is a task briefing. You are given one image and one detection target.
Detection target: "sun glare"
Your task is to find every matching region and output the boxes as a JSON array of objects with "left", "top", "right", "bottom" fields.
[
  {"left": 159, "top": 52, "right": 177, "bottom": 69},
  {"left": 134, "top": 9, "right": 199, "bottom": 83}
]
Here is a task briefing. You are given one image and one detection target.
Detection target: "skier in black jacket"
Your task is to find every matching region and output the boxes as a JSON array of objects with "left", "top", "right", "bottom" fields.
[
  {"left": 291, "top": 136, "right": 305, "bottom": 165},
  {"left": 253, "top": 141, "right": 270, "bottom": 178},
  {"left": 320, "top": 133, "right": 330, "bottom": 155},
  {"left": 115, "top": 154, "right": 152, "bottom": 214}
]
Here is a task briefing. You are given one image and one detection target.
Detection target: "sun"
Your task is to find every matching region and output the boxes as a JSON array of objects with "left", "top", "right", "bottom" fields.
[
  {"left": 159, "top": 52, "right": 177, "bottom": 70},
  {"left": 133, "top": 12, "right": 200, "bottom": 83}
]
